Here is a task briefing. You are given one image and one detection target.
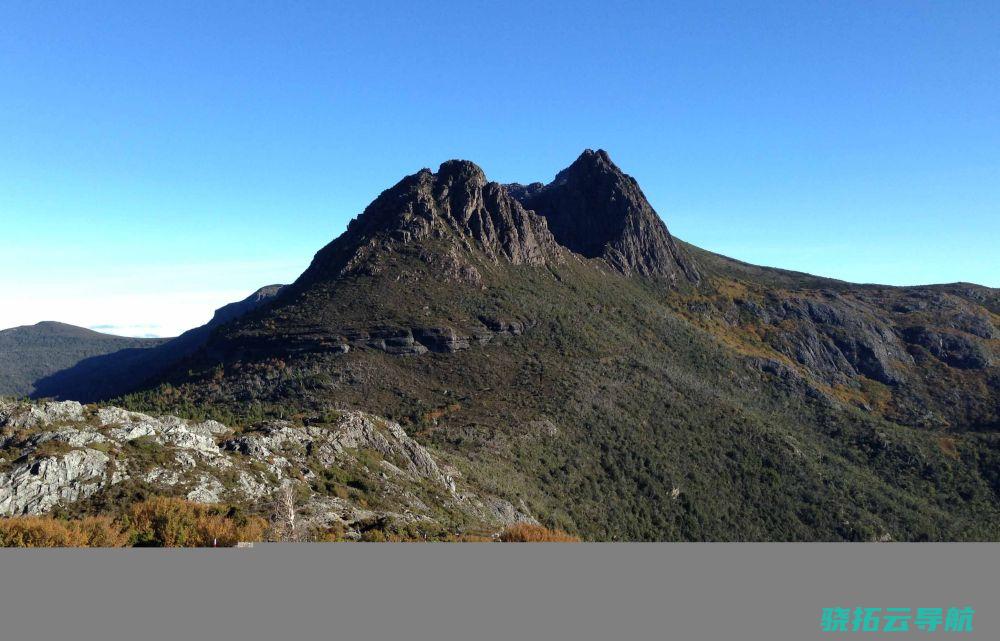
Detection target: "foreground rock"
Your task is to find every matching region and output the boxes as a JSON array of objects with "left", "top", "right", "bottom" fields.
[{"left": 0, "top": 400, "right": 533, "bottom": 539}]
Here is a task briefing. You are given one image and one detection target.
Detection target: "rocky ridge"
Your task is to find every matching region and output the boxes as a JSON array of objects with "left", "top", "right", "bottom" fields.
[
  {"left": 0, "top": 400, "right": 532, "bottom": 538},
  {"left": 297, "top": 159, "right": 562, "bottom": 286},
  {"left": 692, "top": 275, "right": 999, "bottom": 427}
]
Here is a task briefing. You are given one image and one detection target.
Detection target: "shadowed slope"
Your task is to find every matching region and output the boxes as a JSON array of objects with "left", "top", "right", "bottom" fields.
[{"left": 0, "top": 323, "right": 166, "bottom": 398}]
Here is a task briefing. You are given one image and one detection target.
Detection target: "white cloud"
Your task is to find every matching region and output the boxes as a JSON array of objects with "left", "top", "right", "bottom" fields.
[
  {"left": 1, "top": 257, "right": 307, "bottom": 337},
  {"left": 2, "top": 290, "right": 253, "bottom": 337}
]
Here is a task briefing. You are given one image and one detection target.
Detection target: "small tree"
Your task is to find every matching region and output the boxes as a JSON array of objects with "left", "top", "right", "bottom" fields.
[{"left": 269, "top": 480, "right": 300, "bottom": 542}]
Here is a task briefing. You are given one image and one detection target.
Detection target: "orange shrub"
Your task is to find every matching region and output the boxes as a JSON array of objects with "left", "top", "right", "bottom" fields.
[
  {"left": 0, "top": 517, "right": 85, "bottom": 547},
  {"left": 0, "top": 515, "right": 130, "bottom": 547},
  {"left": 72, "top": 516, "right": 132, "bottom": 547},
  {"left": 126, "top": 497, "right": 266, "bottom": 547},
  {"left": 499, "top": 523, "right": 580, "bottom": 542}
]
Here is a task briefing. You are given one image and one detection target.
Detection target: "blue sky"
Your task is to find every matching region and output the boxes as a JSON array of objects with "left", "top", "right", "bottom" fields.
[{"left": 1, "top": 2, "right": 997, "bottom": 336}]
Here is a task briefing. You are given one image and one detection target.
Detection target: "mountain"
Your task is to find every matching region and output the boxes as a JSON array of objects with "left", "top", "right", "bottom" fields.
[
  {"left": 0, "top": 322, "right": 166, "bottom": 398},
  {"left": 0, "top": 286, "right": 286, "bottom": 402},
  {"left": 10, "top": 150, "right": 1000, "bottom": 541}
]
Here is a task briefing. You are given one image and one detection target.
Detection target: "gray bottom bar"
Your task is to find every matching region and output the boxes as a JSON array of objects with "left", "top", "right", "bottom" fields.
[{"left": 0, "top": 543, "right": 993, "bottom": 641}]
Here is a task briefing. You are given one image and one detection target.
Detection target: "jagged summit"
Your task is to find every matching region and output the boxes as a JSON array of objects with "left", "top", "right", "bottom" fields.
[
  {"left": 296, "top": 159, "right": 559, "bottom": 285},
  {"left": 509, "top": 149, "right": 700, "bottom": 283},
  {"left": 435, "top": 158, "right": 488, "bottom": 186},
  {"left": 295, "top": 151, "right": 701, "bottom": 288}
]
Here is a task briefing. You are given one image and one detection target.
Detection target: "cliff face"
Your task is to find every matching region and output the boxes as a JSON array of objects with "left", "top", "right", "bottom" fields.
[
  {"left": 509, "top": 149, "right": 700, "bottom": 283},
  {"left": 297, "top": 159, "right": 560, "bottom": 287}
]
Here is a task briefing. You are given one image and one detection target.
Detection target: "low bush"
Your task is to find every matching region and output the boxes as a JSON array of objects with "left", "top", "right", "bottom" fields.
[
  {"left": 0, "top": 498, "right": 266, "bottom": 547},
  {"left": 0, "top": 516, "right": 130, "bottom": 547},
  {"left": 499, "top": 523, "right": 580, "bottom": 542},
  {"left": 126, "top": 497, "right": 267, "bottom": 547}
]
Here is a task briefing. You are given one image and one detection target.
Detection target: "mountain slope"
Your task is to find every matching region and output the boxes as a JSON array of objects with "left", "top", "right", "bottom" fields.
[
  {"left": 0, "top": 322, "right": 165, "bottom": 398},
  {"left": 678, "top": 241, "right": 998, "bottom": 429},
  {"left": 1, "top": 286, "right": 286, "bottom": 402},
  {"left": 72, "top": 151, "right": 1000, "bottom": 540}
]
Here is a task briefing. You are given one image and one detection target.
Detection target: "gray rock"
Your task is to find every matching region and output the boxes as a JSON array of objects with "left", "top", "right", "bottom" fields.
[
  {"left": 902, "top": 326, "right": 991, "bottom": 369},
  {"left": 0, "top": 400, "right": 533, "bottom": 537},
  {"left": 761, "top": 296, "right": 912, "bottom": 386},
  {"left": 187, "top": 475, "right": 225, "bottom": 503},
  {"left": 1, "top": 400, "right": 86, "bottom": 430},
  {"left": 0, "top": 448, "right": 109, "bottom": 515},
  {"left": 950, "top": 313, "right": 996, "bottom": 339},
  {"left": 413, "top": 327, "right": 470, "bottom": 352}
]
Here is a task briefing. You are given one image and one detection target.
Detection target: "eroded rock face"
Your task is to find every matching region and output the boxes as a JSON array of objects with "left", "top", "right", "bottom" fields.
[
  {"left": 714, "top": 281, "right": 999, "bottom": 429},
  {"left": 902, "top": 327, "right": 991, "bottom": 369},
  {"left": 0, "top": 401, "right": 532, "bottom": 537},
  {"left": 509, "top": 149, "right": 700, "bottom": 284},
  {"left": 0, "top": 448, "right": 109, "bottom": 515},
  {"left": 222, "top": 411, "right": 446, "bottom": 486},
  {"left": 312, "top": 319, "right": 536, "bottom": 357},
  {"left": 299, "top": 159, "right": 561, "bottom": 283},
  {"left": 751, "top": 295, "right": 913, "bottom": 386}
]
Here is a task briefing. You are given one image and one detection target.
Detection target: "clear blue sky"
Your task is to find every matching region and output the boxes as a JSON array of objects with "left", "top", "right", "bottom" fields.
[{"left": 2, "top": 2, "right": 997, "bottom": 336}]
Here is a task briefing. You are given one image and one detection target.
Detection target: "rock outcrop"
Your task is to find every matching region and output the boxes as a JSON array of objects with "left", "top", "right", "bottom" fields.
[
  {"left": 311, "top": 319, "right": 534, "bottom": 357},
  {"left": 901, "top": 326, "right": 991, "bottom": 369},
  {"left": 756, "top": 295, "right": 914, "bottom": 386},
  {"left": 0, "top": 400, "right": 532, "bottom": 538}
]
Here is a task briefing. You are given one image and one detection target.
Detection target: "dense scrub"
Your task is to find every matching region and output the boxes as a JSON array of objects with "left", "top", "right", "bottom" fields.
[
  {"left": 499, "top": 523, "right": 579, "bottom": 542},
  {"left": 0, "top": 498, "right": 266, "bottom": 547}
]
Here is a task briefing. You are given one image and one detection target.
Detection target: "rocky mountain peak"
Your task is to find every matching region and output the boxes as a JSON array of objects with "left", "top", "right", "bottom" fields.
[
  {"left": 510, "top": 149, "right": 700, "bottom": 283},
  {"left": 435, "top": 159, "right": 488, "bottom": 188},
  {"left": 555, "top": 148, "right": 615, "bottom": 181},
  {"left": 297, "top": 160, "right": 559, "bottom": 284}
]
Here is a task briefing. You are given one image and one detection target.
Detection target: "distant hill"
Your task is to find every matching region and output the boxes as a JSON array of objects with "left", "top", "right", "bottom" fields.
[
  {"left": 0, "top": 286, "right": 286, "bottom": 402},
  {"left": 0, "top": 322, "right": 165, "bottom": 398}
]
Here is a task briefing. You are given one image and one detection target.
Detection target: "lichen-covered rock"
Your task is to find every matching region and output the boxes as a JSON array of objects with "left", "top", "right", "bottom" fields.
[
  {"left": 2, "top": 400, "right": 86, "bottom": 430},
  {"left": 902, "top": 326, "right": 991, "bottom": 369},
  {"left": 186, "top": 475, "right": 224, "bottom": 503},
  {"left": 0, "top": 448, "right": 109, "bottom": 515},
  {"left": 222, "top": 411, "right": 447, "bottom": 486},
  {"left": 0, "top": 401, "right": 532, "bottom": 538}
]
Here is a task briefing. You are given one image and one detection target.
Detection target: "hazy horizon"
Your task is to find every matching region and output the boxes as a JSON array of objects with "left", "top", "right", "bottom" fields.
[{"left": 4, "top": 2, "right": 998, "bottom": 337}]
